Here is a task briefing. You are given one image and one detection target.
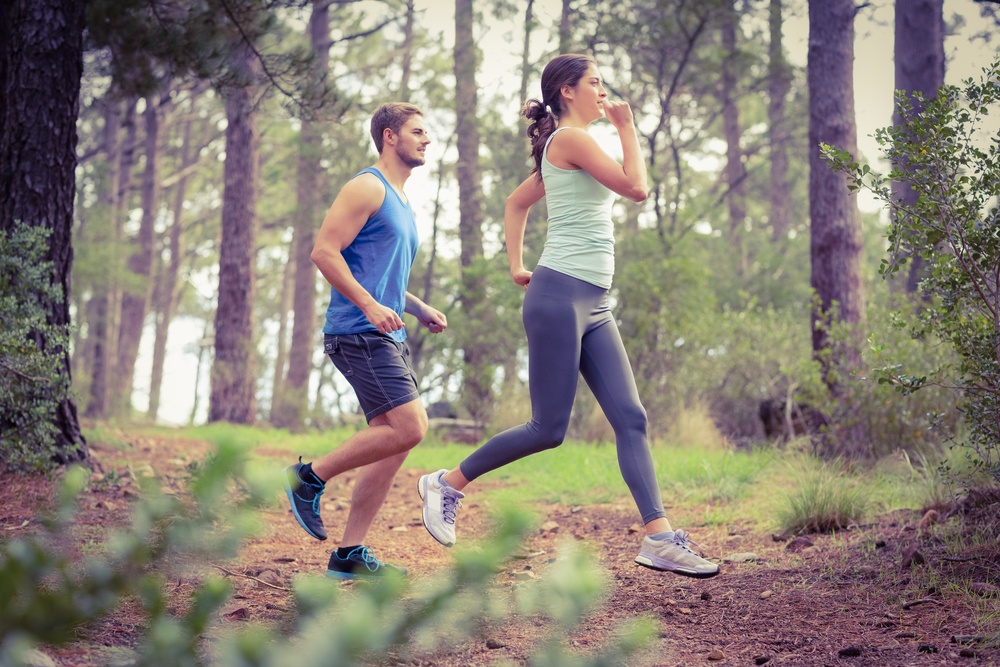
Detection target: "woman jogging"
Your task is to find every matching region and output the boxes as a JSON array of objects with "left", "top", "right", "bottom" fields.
[{"left": 419, "top": 54, "right": 719, "bottom": 578}]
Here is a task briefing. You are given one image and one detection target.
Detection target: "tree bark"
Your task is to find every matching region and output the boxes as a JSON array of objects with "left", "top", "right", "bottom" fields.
[
  {"left": 519, "top": 0, "right": 536, "bottom": 103},
  {"left": 148, "top": 115, "right": 195, "bottom": 422},
  {"left": 116, "top": 93, "right": 162, "bottom": 417},
  {"left": 559, "top": 0, "right": 573, "bottom": 53},
  {"left": 277, "top": 0, "right": 329, "bottom": 430},
  {"left": 721, "top": 0, "right": 747, "bottom": 275},
  {"left": 893, "top": 0, "right": 944, "bottom": 293},
  {"left": 0, "top": 0, "right": 88, "bottom": 462},
  {"left": 455, "top": 0, "right": 492, "bottom": 424},
  {"left": 270, "top": 244, "right": 295, "bottom": 423},
  {"left": 768, "top": 0, "right": 791, "bottom": 243},
  {"left": 400, "top": 0, "right": 415, "bottom": 101},
  {"left": 807, "top": 0, "right": 867, "bottom": 451},
  {"left": 209, "top": 38, "right": 260, "bottom": 424},
  {"left": 84, "top": 95, "right": 126, "bottom": 418}
]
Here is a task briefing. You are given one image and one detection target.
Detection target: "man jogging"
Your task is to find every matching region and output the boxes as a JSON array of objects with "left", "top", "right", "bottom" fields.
[{"left": 284, "top": 102, "right": 447, "bottom": 579}]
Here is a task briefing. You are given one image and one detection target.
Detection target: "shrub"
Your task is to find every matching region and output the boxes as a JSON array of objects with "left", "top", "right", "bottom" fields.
[
  {"left": 822, "top": 58, "right": 1000, "bottom": 481},
  {"left": 0, "top": 224, "right": 74, "bottom": 471}
]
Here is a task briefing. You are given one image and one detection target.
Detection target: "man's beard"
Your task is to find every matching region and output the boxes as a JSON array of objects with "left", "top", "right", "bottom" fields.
[{"left": 397, "top": 145, "right": 425, "bottom": 168}]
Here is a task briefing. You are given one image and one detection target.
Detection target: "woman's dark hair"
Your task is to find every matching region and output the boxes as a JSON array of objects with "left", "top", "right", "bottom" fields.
[{"left": 522, "top": 53, "right": 596, "bottom": 178}]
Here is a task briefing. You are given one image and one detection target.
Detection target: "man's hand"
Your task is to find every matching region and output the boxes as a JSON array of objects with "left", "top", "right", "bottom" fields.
[
  {"left": 418, "top": 305, "right": 448, "bottom": 334},
  {"left": 363, "top": 302, "right": 405, "bottom": 334}
]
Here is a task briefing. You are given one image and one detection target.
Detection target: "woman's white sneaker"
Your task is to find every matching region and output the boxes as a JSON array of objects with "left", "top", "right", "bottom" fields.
[
  {"left": 418, "top": 469, "right": 464, "bottom": 547},
  {"left": 634, "top": 529, "right": 720, "bottom": 578}
]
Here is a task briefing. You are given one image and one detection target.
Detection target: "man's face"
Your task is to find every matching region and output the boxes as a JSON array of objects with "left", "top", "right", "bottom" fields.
[{"left": 393, "top": 115, "right": 431, "bottom": 168}]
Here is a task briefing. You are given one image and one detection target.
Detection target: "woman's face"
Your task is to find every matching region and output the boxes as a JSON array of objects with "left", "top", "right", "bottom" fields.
[{"left": 568, "top": 62, "right": 608, "bottom": 123}]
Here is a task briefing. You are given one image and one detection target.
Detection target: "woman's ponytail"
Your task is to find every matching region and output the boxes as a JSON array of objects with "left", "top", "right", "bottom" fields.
[{"left": 523, "top": 98, "right": 557, "bottom": 178}]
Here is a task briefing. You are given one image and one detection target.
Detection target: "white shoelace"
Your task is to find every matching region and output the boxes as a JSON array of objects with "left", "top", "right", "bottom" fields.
[
  {"left": 671, "top": 529, "right": 704, "bottom": 554},
  {"left": 441, "top": 489, "right": 462, "bottom": 525}
]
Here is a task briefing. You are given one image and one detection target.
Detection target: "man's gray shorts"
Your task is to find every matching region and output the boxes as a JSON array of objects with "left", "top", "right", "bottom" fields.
[{"left": 324, "top": 332, "right": 420, "bottom": 423}]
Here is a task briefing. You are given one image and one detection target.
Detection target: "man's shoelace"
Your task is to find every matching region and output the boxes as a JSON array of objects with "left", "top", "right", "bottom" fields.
[
  {"left": 348, "top": 546, "right": 382, "bottom": 572},
  {"left": 310, "top": 487, "right": 324, "bottom": 516}
]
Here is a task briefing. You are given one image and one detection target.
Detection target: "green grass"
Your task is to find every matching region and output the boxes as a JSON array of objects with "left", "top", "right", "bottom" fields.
[
  {"left": 774, "top": 458, "right": 873, "bottom": 535},
  {"left": 84, "top": 422, "right": 965, "bottom": 539}
]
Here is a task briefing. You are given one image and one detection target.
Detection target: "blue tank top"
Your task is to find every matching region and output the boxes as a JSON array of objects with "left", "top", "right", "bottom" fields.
[
  {"left": 322, "top": 167, "right": 418, "bottom": 342},
  {"left": 536, "top": 127, "right": 616, "bottom": 289}
]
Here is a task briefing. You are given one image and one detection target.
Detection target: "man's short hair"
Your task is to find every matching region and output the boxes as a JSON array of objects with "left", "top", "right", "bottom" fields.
[{"left": 370, "top": 102, "right": 424, "bottom": 154}]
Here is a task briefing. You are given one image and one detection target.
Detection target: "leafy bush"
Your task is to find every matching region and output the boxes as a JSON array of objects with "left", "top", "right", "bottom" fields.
[
  {"left": 822, "top": 58, "right": 1000, "bottom": 481},
  {"left": 0, "top": 224, "right": 74, "bottom": 471}
]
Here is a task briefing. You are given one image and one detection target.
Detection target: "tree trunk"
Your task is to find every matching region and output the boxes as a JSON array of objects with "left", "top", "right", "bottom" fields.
[
  {"left": 84, "top": 95, "right": 125, "bottom": 418},
  {"left": 807, "top": 0, "right": 867, "bottom": 452},
  {"left": 768, "top": 0, "right": 791, "bottom": 243},
  {"left": 455, "top": 0, "right": 492, "bottom": 424},
  {"left": 277, "top": 0, "right": 329, "bottom": 430},
  {"left": 400, "top": 0, "right": 415, "bottom": 101},
  {"left": 270, "top": 245, "right": 295, "bottom": 422},
  {"left": 893, "top": 0, "right": 944, "bottom": 293},
  {"left": 559, "top": 0, "right": 573, "bottom": 53},
  {"left": 519, "top": 0, "right": 536, "bottom": 103},
  {"left": 209, "top": 39, "right": 260, "bottom": 424},
  {"left": 408, "top": 130, "right": 454, "bottom": 375},
  {"left": 191, "top": 321, "right": 211, "bottom": 425},
  {"left": 148, "top": 116, "right": 194, "bottom": 422},
  {"left": 116, "top": 93, "right": 162, "bottom": 417},
  {"left": 0, "top": 0, "right": 87, "bottom": 462},
  {"left": 721, "top": 0, "right": 747, "bottom": 275}
]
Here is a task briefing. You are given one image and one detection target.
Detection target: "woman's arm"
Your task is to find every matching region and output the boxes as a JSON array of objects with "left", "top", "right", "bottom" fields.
[
  {"left": 505, "top": 175, "right": 546, "bottom": 287},
  {"left": 547, "top": 100, "right": 648, "bottom": 202}
]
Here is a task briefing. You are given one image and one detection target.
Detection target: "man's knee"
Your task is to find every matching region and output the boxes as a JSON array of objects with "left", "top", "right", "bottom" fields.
[
  {"left": 399, "top": 418, "right": 427, "bottom": 449},
  {"left": 386, "top": 402, "right": 428, "bottom": 450}
]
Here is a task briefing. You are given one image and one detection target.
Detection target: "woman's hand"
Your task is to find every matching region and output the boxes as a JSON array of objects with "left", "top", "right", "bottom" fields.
[
  {"left": 512, "top": 268, "right": 532, "bottom": 289},
  {"left": 602, "top": 98, "right": 634, "bottom": 130}
]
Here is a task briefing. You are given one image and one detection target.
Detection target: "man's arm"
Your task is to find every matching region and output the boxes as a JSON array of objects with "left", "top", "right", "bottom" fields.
[
  {"left": 404, "top": 292, "right": 447, "bottom": 334},
  {"left": 311, "top": 174, "right": 406, "bottom": 335}
]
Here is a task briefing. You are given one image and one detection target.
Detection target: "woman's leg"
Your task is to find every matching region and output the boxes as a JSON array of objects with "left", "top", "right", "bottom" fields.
[
  {"left": 579, "top": 313, "right": 667, "bottom": 527},
  {"left": 456, "top": 268, "right": 585, "bottom": 484}
]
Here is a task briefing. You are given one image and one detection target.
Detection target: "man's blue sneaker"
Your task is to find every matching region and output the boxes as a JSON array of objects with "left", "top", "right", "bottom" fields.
[
  {"left": 326, "top": 546, "right": 408, "bottom": 579},
  {"left": 283, "top": 458, "right": 327, "bottom": 540}
]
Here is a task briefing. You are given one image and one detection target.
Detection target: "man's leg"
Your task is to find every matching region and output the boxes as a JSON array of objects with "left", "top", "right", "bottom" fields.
[
  {"left": 311, "top": 398, "right": 427, "bottom": 481},
  {"left": 325, "top": 401, "right": 426, "bottom": 579},
  {"left": 286, "top": 333, "right": 424, "bottom": 542},
  {"left": 340, "top": 452, "right": 406, "bottom": 545}
]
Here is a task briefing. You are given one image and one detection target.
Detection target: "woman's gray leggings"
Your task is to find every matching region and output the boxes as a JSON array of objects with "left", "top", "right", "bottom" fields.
[{"left": 459, "top": 266, "right": 667, "bottom": 524}]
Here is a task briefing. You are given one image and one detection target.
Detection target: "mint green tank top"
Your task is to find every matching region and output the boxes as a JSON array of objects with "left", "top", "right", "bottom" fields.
[{"left": 536, "top": 127, "right": 616, "bottom": 289}]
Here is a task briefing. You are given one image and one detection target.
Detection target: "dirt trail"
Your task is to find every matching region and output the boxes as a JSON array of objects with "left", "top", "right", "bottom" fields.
[{"left": 2, "top": 433, "right": 998, "bottom": 666}]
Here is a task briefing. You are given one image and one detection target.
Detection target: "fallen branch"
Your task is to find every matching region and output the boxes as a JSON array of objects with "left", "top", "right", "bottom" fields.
[
  {"left": 902, "top": 597, "right": 943, "bottom": 610},
  {"left": 210, "top": 563, "right": 290, "bottom": 592}
]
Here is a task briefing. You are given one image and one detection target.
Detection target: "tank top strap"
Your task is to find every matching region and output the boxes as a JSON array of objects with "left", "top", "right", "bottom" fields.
[
  {"left": 542, "top": 126, "right": 572, "bottom": 161},
  {"left": 355, "top": 167, "right": 408, "bottom": 206}
]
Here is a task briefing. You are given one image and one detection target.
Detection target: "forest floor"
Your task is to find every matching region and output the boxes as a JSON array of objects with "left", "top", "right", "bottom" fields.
[{"left": 3, "top": 430, "right": 1000, "bottom": 667}]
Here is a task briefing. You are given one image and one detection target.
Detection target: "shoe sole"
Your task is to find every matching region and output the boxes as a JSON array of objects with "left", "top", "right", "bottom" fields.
[
  {"left": 283, "top": 473, "right": 326, "bottom": 541},
  {"left": 634, "top": 555, "right": 720, "bottom": 579},
  {"left": 417, "top": 474, "right": 455, "bottom": 548},
  {"left": 325, "top": 569, "right": 407, "bottom": 580}
]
